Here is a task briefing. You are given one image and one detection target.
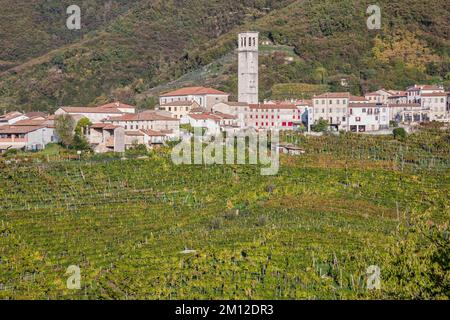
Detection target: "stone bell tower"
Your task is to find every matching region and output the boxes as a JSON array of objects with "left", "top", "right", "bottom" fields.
[{"left": 238, "top": 32, "right": 259, "bottom": 104}]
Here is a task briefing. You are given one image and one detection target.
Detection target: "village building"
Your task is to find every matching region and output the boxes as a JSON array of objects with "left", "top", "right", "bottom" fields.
[
  {"left": 88, "top": 123, "right": 125, "bottom": 153},
  {"left": 406, "top": 84, "right": 444, "bottom": 104},
  {"left": 157, "top": 100, "right": 201, "bottom": 119},
  {"left": 105, "top": 110, "right": 180, "bottom": 133},
  {"left": 125, "top": 129, "right": 174, "bottom": 149},
  {"left": 55, "top": 106, "right": 126, "bottom": 123},
  {"left": 312, "top": 92, "right": 350, "bottom": 131},
  {"left": 389, "top": 103, "right": 428, "bottom": 123},
  {"left": 97, "top": 102, "right": 136, "bottom": 114},
  {"left": 246, "top": 103, "right": 302, "bottom": 131},
  {"left": 159, "top": 87, "right": 229, "bottom": 111},
  {"left": 421, "top": 92, "right": 448, "bottom": 122},
  {"left": 212, "top": 101, "right": 250, "bottom": 128},
  {"left": 0, "top": 124, "right": 57, "bottom": 152},
  {"left": 350, "top": 96, "right": 369, "bottom": 104},
  {"left": 387, "top": 91, "right": 408, "bottom": 105},
  {"left": 348, "top": 103, "right": 389, "bottom": 132},
  {"left": 0, "top": 112, "right": 29, "bottom": 126},
  {"left": 181, "top": 112, "right": 239, "bottom": 135},
  {"left": 365, "top": 89, "right": 392, "bottom": 104}
]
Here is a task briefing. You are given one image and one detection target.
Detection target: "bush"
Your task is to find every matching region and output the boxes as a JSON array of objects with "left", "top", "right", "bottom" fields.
[
  {"left": 311, "top": 119, "right": 329, "bottom": 132},
  {"left": 393, "top": 128, "right": 407, "bottom": 140},
  {"left": 3, "top": 148, "right": 18, "bottom": 157}
]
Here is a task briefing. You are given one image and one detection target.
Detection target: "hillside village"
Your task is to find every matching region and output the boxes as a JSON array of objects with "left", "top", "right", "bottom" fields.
[{"left": 0, "top": 32, "right": 449, "bottom": 154}]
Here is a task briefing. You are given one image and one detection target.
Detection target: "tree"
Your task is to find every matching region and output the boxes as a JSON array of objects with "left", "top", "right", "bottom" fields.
[
  {"left": 55, "top": 114, "right": 76, "bottom": 147},
  {"left": 311, "top": 119, "right": 329, "bottom": 132},
  {"left": 393, "top": 128, "right": 407, "bottom": 140},
  {"left": 75, "top": 117, "right": 92, "bottom": 136}
]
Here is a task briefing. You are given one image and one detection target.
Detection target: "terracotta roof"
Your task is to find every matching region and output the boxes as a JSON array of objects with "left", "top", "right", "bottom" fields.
[
  {"left": 213, "top": 112, "right": 237, "bottom": 119},
  {"left": 160, "top": 100, "right": 197, "bottom": 107},
  {"left": 24, "top": 112, "right": 47, "bottom": 119},
  {"left": 188, "top": 113, "right": 222, "bottom": 121},
  {"left": 0, "top": 125, "right": 44, "bottom": 134},
  {"left": 314, "top": 92, "right": 350, "bottom": 99},
  {"left": 60, "top": 106, "right": 123, "bottom": 114},
  {"left": 125, "top": 130, "right": 145, "bottom": 137},
  {"left": 90, "top": 123, "right": 120, "bottom": 130},
  {"left": 142, "top": 129, "right": 170, "bottom": 137},
  {"left": 350, "top": 96, "right": 368, "bottom": 101},
  {"left": 0, "top": 111, "right": 24, "bottom": 121},
  {"left": 108, "top": 111, "right": 178, "bottom": 122},
  {"left": 13, "top": 119, "right": 54, "bottom": 128},
  {"left": 161, "top": 87, "right": 228, "bottom": 97},
  {"left": 407, "top": 85, "right": 442, "bottom": 91},
  {"left": 366, "top": 92, "right": 381, "bottom": 96}
]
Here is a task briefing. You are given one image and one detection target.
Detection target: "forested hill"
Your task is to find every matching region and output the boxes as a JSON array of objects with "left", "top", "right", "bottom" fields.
[{"left": 0, "top": 0, "right": 449, "bottom": 112}]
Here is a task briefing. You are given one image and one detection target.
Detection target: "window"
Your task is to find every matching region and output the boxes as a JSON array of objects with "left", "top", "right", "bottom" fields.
[
  {"left": 362, "top": 108, "right": 366, "bottom": 113},
  {"left": 356, "top": 117, "right": 361, "bottom": 122}
]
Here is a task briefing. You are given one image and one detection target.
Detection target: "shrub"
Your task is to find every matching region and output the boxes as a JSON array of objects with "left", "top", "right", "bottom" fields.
[
  {"left": 311, "top": 119, "right": 329, "bottom": 132},
  {"left": 393, "top": 128, "right": 407, "bottom": 140}
]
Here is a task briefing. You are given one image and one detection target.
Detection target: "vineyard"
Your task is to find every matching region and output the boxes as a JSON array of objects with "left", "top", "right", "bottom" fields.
[{"left": 0, "top": 126, "right": 449, "bottom": 299}]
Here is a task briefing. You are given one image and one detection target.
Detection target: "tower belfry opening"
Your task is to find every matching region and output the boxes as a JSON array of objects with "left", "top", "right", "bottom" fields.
[{"left": 238, "top": 31, "right": 259, "bottom": 104}]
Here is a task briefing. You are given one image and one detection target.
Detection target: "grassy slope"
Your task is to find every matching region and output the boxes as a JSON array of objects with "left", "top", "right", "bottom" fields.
[
  {"left": 0, "top": 0, "right": 449, "bottom": 112},
  {"left": 0, "top": 130, "right": 448, "bottom": 299}
]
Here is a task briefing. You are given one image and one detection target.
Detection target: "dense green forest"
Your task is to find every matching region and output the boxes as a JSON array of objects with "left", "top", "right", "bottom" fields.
[{"left": 0, "top": 0, "right": 449, "bottom": 112}]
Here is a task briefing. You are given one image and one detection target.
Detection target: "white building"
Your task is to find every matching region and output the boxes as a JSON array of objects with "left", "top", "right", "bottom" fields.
[
  {"left": 348, "top": 103, "right": 389, "bottom": 132},
  {"left": 0, "top": 112, "right": 29, "bottom": 126},
  {"left": 125, "top": 129, "right": 174, "bottom": 149},
  {"left": 406, "top": 84, "right": 444, "bottom": 104},
  {"left": 0, "top": 125, "right": 57, "bottom": 152},
  {"left": 159, "top": 87, "right": 229, "bottom": 111},
  {"left": 238, "top": 31, "right": 259, "bottom": 104}
]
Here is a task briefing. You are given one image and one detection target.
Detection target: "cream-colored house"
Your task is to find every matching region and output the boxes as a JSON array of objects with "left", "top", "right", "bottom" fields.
[
  {"left": 106, "top": 110, "right": 180, "bottom": 133},
  {"left": 312, "top": 92, "right": 350, "bottom": 131},
  {"left": 421, "top": 92, "right": 448, "bottom": 122},
  {"left": 88, "top": 123, "right": 125, "bottom": 153},
  {"left": 158, "top": 101, "right": 200, "bottom": 119},
  {"left": 159, "top": 87, "right": 229, "bottom": 111}
]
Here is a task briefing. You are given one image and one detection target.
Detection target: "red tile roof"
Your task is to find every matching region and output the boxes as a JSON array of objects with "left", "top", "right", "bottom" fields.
[
  {"left": 90, "top": 123, "right": 121, "bottom": 130},
  {"left": 350, "top": 96, "right": 368, "bottom": 101},
  {"left": 60, "top": 107, "right": 123, "bottom": 114},
  {"left": 0, "top": 111, "right": 24, "bottom": 121},
  {"left": 161, "top": 87, "right": 228, "bottom": 97},
  {"left": 108, "top": 111, "right": 178, "bottom": 122},
  {"left": 0, "top": 125, "right": 44, "bottom": 134}
]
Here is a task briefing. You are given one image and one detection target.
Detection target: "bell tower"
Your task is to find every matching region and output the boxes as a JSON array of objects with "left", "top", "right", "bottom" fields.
[{"left": 238, "top": 32, "right": 259, "bottom": 104}]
